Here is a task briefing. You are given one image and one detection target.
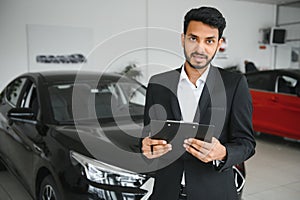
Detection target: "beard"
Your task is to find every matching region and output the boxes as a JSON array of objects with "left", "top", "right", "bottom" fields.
[{"left": 184, "top": 47, "right": 218, "bottom": 70}]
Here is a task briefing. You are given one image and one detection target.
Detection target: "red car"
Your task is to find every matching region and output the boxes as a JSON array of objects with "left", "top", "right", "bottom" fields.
[{"left": 245, "top": 69, "right": 300, "bottom": 140}]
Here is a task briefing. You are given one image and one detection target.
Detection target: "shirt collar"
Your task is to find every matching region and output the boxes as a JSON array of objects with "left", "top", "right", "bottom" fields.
[{"left": 180, "top": 64, "right": 210, "bottom": 87}]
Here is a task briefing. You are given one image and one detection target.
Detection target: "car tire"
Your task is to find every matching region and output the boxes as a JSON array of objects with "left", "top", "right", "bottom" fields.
[{"left": 38, "top": 175, "right": 61, "bottom": 200}]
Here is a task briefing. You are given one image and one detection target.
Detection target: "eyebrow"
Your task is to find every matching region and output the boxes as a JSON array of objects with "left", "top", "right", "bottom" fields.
[
  {"left": 206, "top": 36, "right": 217, "bottom": 40},
  {"left": 187, "top": 33, "right": 198, "bottom": 38},
  {"left": 187, "top": 34, "right": 217, "bottom": 40}
]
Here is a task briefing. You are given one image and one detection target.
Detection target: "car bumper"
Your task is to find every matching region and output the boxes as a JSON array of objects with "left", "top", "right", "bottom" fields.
[
  {"left": 62, "top": 176, "right": 154, "bottom": 200},
  {"left": 86, "top": 177, "right": 154, "bottom": 200}
]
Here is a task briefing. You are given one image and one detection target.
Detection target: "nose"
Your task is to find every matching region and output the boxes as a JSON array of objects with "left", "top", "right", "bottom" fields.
[{"left": 193, "top": 40, "right": 205, "bottom": 53}]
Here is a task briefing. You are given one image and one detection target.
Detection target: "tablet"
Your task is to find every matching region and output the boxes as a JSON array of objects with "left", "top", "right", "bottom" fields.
[{"left": 150, "top": 120, "right": 215, "bottom": 143}]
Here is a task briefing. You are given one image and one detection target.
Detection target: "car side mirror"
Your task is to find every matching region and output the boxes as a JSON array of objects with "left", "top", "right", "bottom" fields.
[
  {"left": 7, "top": 108, "right": 37, "bottom": 124},
  {"left": 7, "top": 108, "right": 48, "bottom": 137}
]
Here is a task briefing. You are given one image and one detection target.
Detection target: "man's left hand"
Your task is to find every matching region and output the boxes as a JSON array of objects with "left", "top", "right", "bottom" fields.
[{"left": 183, "top": 137, "right": 226, "bottom": 163}]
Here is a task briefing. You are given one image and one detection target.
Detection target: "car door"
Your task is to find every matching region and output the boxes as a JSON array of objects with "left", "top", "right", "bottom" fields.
[
  {"left": 270, "top": 74, "right": 300, "bottom": 139},
  {"left": 250, "top": 72, "right": 300, "bottom": 140},
  {"left": 247, "top": 72, "right": 276, "bottom": 135},
  {"left": 0, "top": 77, "right": 27, "bottom": 167},
  {"left": 5, "top": 80, "right": 42, "bottom": 192}
]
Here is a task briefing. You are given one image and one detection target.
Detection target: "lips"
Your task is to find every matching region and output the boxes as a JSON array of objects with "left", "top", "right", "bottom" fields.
[{"left": 192, "top": 54, "right": 207, "bottom": 62}]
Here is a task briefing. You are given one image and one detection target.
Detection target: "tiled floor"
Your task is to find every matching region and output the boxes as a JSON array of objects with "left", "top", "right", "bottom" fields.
[
  {"left": 0, "top": 134, "right": 300, "bottom": 200},
  {"left": 243, "top": 134, "right": 300, "bottom": 200}
]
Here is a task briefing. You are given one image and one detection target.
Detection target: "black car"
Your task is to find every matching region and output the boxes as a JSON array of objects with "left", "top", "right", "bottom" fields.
[{"left": 0, "top": 71, "right": 245, "bottom": 200}]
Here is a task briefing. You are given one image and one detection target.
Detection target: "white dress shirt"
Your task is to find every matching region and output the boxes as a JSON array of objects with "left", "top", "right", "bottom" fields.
[
  {"left": 177, "top": 65, "right": 210, "bottom": 185},
  {"left": 177, "top": 65, "right": 210, "bottom": 123}
]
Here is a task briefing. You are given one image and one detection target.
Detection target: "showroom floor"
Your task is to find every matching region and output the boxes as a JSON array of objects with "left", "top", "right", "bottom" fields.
[
  {"left": 0, "top": 134, "right": 300, "bottom": 200},
  {"left": 243, "top": 134, "right": 300, "bottom": 200}
]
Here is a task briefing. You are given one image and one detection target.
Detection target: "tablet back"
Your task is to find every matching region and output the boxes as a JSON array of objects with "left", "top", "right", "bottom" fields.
[{"left": 150, "top": 120, "right": 215, "bottom": 143}]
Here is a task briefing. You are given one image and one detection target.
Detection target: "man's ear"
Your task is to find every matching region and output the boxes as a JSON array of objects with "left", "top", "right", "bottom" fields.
[
  {"left": 216, "top": 37, "right": 224, "bottom": 51},
  {"left": 181, "top": 33, "right": 185, "bottom": 47}
]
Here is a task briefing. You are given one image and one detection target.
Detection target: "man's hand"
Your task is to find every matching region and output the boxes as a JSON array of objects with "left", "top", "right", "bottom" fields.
[
  {"left": 183, "top": 137, "right": 226, "bottom": 163},
  {"left": 142, "top": 137, "right": 172, "bottom": 159}
]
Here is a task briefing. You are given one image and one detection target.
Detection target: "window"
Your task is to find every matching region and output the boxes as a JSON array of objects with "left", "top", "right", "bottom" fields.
[
  {"left": 246, "top": 73, "right": 274, "bottom": 92},
  {"left": 48, "top": 80, "right": 146, "bottom": 122},
  {"left": 20, "top": 83, "right": 39, "bottom": 116},
  {"left": 6, "top": 78, "right": 27, "bottom": 106},
  {"left": 276, "top": 75, "right": 298, "bottom": 95}
]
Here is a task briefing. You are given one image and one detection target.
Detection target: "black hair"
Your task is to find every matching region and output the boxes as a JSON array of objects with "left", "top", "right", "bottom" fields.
[{"left": 184, "top": 7, "right": 226, "bottom": 40}]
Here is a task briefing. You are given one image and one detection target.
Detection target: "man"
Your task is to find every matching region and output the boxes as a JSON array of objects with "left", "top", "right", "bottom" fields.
[{"left": 141, "top": 7, "right": 256, "bottom": 200}]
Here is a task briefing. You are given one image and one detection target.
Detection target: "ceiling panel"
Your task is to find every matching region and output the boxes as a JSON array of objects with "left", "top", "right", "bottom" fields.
[{"left": 234, "top": 0, "right": 300, "bottom": 5}]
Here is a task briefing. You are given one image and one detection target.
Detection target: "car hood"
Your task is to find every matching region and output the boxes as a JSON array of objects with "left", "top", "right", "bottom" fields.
[{"left": 50, "top": 119, "right": 143, "bottom": 160}]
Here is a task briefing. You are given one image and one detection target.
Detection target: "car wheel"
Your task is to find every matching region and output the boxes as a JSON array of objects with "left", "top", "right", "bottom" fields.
[{"left": 38, "top": 175, "right": 61, "bottom": 200}]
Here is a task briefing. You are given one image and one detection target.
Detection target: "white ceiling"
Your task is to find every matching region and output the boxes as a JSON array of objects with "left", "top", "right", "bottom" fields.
[{"left": 235, "top": 0, "right": 300, "bottom": 5}]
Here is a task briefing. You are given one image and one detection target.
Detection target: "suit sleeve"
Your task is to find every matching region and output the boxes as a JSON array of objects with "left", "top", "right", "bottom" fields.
[
  {"left": 218, "top": 75, "right": 256, "bottom": 172},
  {"left": 142, "top": 80, "right": 154, "bottom": 138}
]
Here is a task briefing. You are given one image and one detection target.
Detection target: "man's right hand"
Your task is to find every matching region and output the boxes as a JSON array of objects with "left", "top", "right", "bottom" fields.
[{"left": 142, "top": 137, "right": 172, "bottom": 159}]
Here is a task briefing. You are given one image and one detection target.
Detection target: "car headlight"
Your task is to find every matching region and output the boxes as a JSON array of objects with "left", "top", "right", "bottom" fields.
[{"left": 70, "top": 151, "right": 146, "bottom": 187}]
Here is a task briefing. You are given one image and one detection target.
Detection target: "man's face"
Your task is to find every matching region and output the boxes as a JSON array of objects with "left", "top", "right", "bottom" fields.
[{"left": 181, "top": 20, "right": 223, "bottom": 70}]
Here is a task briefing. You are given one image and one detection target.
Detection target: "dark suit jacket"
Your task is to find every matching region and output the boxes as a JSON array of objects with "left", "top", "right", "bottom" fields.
[{"left": 142, "top": 66, "right": 256, "bottom": 200}]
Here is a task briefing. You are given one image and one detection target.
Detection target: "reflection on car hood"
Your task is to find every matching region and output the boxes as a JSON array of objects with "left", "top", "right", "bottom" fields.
[{"left": 50, "top": 120, "right": 143, "bottom": 159}]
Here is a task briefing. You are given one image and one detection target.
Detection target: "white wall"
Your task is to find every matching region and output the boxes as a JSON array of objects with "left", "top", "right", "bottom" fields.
[
  {"left": 0, "top": 0, "right": 276, "bottom": 90},
  {"left": 147, "top": 0, "right": 276, "bottom": 76},
  {"left": 0, "top": 0, "right": 148, "bottom": 88},
  {"left": 275, "top": 5, "right": 300, "bottom": 69}
]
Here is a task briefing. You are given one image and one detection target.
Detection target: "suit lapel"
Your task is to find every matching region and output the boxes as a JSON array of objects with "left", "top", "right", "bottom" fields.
[
  {"left": 193, "top": 66, "right": 217, "bottom": 122},
  {"left": 169, "top": 66, "right": 217, "bottom": 122},
  {"left": 169, "top": 67, "right": 182, "bottom": 121}
]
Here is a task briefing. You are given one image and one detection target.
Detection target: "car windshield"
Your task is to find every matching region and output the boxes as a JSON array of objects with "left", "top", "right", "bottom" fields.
[{"left": 48, "top": 79, "right": 146, "bottom": 123}]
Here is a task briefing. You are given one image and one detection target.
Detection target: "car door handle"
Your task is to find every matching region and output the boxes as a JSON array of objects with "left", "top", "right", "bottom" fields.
[
  {"left": 271, "top": 96, "right": 278, "bottom": 102},
  {"left": 33, "top": 144, "right": 46, "bottom": 158},
  {"left": 33, "top": 144, "right": 42, "bottom": 153}
]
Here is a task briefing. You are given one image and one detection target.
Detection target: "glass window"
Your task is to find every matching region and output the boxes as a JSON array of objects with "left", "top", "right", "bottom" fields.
[
  {"left": 277, "top": 2, "right": 300, "bottom": 25},
  {"left": 246, "top": 73, "right": 274, "bottom": 92},
  {"left": 276, "top": 75, "right": 298, "bottom": 95},
  {"left": 6, "top": 78, "right": 27, "bottom": 107},
  {"left": 20, "top": 83, "right": 39, "bottom": 116},
  {"left": 48, "top": 80, "right": 146, "bottom": 122},
  {"left": 117, "top": 83, "right": 145, "bottom": 106}
]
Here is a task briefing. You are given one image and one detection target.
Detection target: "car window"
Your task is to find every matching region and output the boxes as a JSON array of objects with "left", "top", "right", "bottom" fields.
[
  {"left": 20, "top": 83, "right": 39, "bottom": 116},
  {"left": 117, "top": 82, "right": 146, "bottom": 106},
  {"left": 276, "top": 75, "right": 298, "bottom": 95},
  {"left": 6, "top": 78, "right": 27, "bottom": 107},
  {"left": 48, "top": 80, "right": 146, "bottom": 122},
  {"left": 246, "top": 73, "right": 274, "bottom": 92}
]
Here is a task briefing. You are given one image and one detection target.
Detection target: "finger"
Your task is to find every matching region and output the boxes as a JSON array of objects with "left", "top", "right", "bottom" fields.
[
  {"left": 153, "top": 146, "right": 172, "bottom": 157},
  {"left": 211, "top": 137, "right": 220, "bottom": 147},
  {"left": 152, "top": 144, "right": 172, "bottom": 154},
  {"left": 184, "top": 138, "right": 205, "bottom": 147},
  {"left": 184, "top": 143, "right": 204, "bottom": 159},
  {"left": 143, "top": 144, "right": 172, "bottom": 159},
  {"left": 184, "top": 138, "right": 212, "bottom": 151},
  {"left": 143, "top": 137, "right": 168, "bottom": 146},
  {"left": 142, "top": 143, "right": 171, "bottom": 154},
  {"left": 149, "top": 139, "right": 168, "bottom": 146},
  {"left": 184, "top": 144, "right": 211, "bottom": 162}
]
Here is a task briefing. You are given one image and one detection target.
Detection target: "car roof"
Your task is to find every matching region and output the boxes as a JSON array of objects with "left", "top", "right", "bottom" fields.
[
  {"left": 246, "top": 69, "right": 300, "bottom": 78},
  {"left": 20, "top": 71, "right": 126, "bottom": 84}
]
